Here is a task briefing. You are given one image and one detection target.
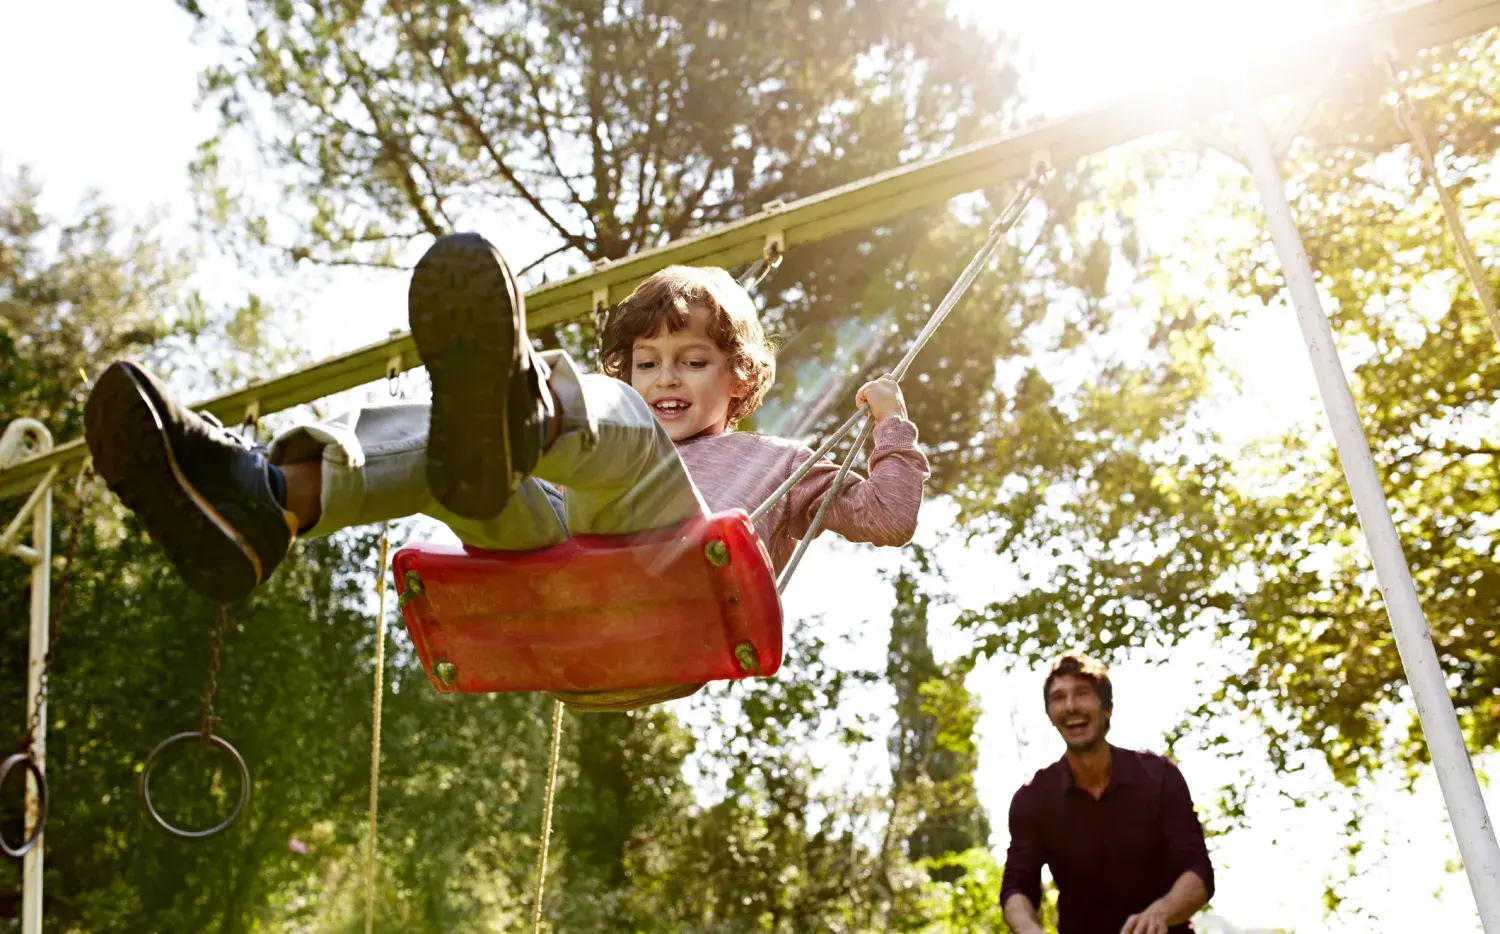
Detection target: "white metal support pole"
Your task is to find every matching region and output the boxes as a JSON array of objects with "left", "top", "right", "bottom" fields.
[
  {"left": 1232, "top": 81, "right": 1500, "bottom": 931},
  {"left": 2, "top": 419, "right": 53, "bottom": 934},
  {"left": 22, "top": 472, "right": 51, "bottom": 934}
]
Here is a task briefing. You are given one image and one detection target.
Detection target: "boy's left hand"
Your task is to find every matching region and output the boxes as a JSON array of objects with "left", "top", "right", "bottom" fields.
[{"left": 856, "top": 375, "right": 907, "bottom": 423}]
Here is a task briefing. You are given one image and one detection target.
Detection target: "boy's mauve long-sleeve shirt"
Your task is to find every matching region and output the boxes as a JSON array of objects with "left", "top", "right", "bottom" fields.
[
  {"left": 555, "top": 418, "right": 929, "bottom": 712},
  {"left": 676, "top": 417, "right": 930, "bottom": 571}
]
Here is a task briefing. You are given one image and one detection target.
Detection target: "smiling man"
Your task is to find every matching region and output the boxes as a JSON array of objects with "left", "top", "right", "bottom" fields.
[{"left": 1000, "top": 653, "right": 1215, "bottom": 934}]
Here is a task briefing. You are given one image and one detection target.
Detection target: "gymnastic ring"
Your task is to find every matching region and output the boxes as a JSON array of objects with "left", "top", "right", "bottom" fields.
[
  {"left": 138, "top": 732, "right": 250, "bottom": 839},
  {"left": 0, "top": 753, "right": 47, "bottom": 858}
]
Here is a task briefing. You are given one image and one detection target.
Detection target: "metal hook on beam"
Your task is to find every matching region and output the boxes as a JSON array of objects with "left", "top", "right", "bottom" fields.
[{"left": 385, "top": 353, "right": 405, "bottom": 398}]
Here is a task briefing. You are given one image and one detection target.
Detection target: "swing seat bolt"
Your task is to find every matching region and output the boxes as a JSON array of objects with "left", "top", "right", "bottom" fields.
[
  {"left": 403, "top": 570, "right": 425, "bottom": 594},
  {"left": 433, "top": 660, "right": 458, "bottom": 685},
  {"left": 733, "top": 641, "right": 760, "bottom": 675},
  {"left": 704, "top": 540, "right": 731, "bottom": 567},
  {"left": 399, "top": 570, "right": 425, "bottom": 609}
]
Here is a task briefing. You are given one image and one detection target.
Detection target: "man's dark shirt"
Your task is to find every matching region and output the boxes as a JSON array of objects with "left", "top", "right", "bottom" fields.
[{"left": 999, "top": 745, "right": 1215, "bottom": 934}]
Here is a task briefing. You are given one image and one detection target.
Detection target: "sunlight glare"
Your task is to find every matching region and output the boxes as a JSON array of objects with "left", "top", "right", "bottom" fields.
[{"left": 962, "top": 0, "right": 1355, "bottom": 116}]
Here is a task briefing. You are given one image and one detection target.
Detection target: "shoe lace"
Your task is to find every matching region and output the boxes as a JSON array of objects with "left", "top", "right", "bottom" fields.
[{"left": 198, "top": 410, "right": 266, "bottom": 455}]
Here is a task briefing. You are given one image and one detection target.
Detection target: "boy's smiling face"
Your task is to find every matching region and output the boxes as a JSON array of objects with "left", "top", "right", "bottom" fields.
[{"left": 630, "top": 304, "right": 743, "bottom": 441}]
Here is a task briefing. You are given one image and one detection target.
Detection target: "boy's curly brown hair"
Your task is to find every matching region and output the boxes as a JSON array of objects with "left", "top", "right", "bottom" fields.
[{"left": 600, "top": 265, "right": 776, "bottom": 427}]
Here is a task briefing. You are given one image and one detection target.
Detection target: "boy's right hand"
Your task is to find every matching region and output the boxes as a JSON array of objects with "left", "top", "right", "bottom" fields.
[{"left": 856, "top": 375, "right": 907, "bottom": 423}]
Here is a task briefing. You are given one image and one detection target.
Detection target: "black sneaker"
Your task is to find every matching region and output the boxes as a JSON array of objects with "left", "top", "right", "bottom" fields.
[
  {"left": 84, "top": 361, "right": 297, "bottom": 603},
  {"left": 407, "top": 232, "right": 552, "bottom": 520}
]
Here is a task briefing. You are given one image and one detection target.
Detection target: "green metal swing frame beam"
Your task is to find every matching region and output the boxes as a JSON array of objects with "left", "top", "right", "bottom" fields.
[{"left": 2, "top": 0, "right": 1497, "bottom": 501}]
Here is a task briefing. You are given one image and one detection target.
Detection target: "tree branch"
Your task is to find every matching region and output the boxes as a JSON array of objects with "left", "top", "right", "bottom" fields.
[
  {"left": 496, "top": 42, "right": 593, "bottom": 219},
  {"left": 668, "top": 154, "right": 726, "bottom": 242},
  {"left": 331, "top": 44, "right": 447, "bottom": 237},
  {"left": 583, "top": 18, "right": 620, "bottom": 257},
  {"left": 295, "top": 255, "right": 406, "bottom": 270},
  {"left": 389, "top": 4, "right": 592, "bottom": 254},
  {"left": 516, "top": 242, "right": 576, "bottom": 278},
  {"left": 626, "top": 87, "right": 664, "bottom": 247},
  {"left": 1393, "top": 443, "right": 1500, "bottom": 465}
]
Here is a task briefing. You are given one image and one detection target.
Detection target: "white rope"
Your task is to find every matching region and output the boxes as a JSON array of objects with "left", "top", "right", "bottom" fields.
[
  {"left": 1382, "top": 52, "right": 1499, "bottom": 345},
  {"left": 363, "top": 524, "right": 391, "bottom": 934},
  {"left": 531, "top": 699, "right": 565, "bottom": 933},
  {"left": 776, "top": 418, "right": 874, "bottom": 591},
  {"left": 752, "top": 167, "right": 1050, "bottom": 549}
]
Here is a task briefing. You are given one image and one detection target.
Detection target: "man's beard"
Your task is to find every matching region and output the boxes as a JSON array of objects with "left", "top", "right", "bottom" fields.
[{"left": 1063, "top": 714, "right": 1109, "bottom": 752}]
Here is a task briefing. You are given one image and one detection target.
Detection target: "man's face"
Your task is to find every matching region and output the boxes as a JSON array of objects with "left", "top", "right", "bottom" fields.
[{"left": 1046, "top": 673, "right": 1109, "bottom": 752}]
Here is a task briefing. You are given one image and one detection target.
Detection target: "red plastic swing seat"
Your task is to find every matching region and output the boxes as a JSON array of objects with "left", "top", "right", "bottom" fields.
[{"left": 392, "top": 509, "right": 784, "bottom": 696}]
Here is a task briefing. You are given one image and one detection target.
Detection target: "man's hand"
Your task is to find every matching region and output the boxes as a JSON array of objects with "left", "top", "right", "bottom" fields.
[
  {"left": 1122, "top": 869, "right": 1209, "bottom": 933},
  {"left": 1002, "top": 893, "right": 1047, "bottom": 934},
  {"left": 1119, "top": 904, "right": 1170, "bottom": 934},
  {"left": 856, "top": 375, "right": 907, "bottom": 423}
]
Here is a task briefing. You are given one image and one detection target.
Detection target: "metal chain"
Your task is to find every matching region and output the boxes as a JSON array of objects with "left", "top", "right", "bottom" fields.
[
  {"left": 738, "top": 241, "right": 785, "bottom": 290},
  {"left": 1381, "top": 51, "right": 1500, "bottom": 345},
  {"left": 21, "top": 466, "right": 94, "bottom": 753},
  {"left": 199, "top": 604, "right": 228, "bottom": 743}
]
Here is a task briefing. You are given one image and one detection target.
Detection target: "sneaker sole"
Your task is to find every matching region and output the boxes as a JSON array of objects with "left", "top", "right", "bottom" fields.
[
  {"left": 408, "top": 234, "right": 525, "bottom": 520},
  {"left": 84, "top": 363, "right": 262, "bottom": 603}
]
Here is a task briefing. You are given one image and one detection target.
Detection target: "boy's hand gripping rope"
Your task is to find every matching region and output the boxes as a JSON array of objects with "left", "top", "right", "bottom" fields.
[
  {"left": 758, "top": 165, "right": 1052, "bottom": 590},
  {"left": 522, "top": 168, "right": 1042, "bottom": 924}
]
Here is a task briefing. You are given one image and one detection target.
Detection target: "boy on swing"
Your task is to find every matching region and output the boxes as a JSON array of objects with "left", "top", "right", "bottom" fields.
[{"left": 84, "top": 234, "right": 930, "bottom": 702}]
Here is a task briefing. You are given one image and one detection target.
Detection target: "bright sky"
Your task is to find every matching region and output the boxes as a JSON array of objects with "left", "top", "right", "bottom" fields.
[{"left": 2, "top": 1, "right": 1495, "bottom": 931}]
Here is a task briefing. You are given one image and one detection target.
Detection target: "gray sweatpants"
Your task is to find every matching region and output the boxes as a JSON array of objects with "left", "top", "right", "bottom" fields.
[{"left": 266, "top": 350, "right": 706, "bottom": 548}]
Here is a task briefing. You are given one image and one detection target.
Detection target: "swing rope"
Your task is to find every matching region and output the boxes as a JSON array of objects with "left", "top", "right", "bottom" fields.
[
  {"left": 1382, "top": 51, "right": 1500, "bottom": 345},
  {"left": 776, "top": 420, "right": 872, "bottom": 591},
  {"left": 511, "top": 221, "right": 775, "bottom": 930},
  {"left": 379, "top": 167, "right": 1042, "bottom": 919},
  {"left": 363, "top": 524, "right": 391, "bottom": 934},
  {"left": 762, "top": 165, "right": 1051, "bottom": 590},
  {"left": 531, "top": 698, "right": 565, "bottom": 934}
]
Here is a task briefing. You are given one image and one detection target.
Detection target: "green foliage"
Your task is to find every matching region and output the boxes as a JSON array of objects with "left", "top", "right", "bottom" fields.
[
  {"left": 155, "top": 1, "right": 1055, "bottom": 929},
  {"left": 948, "top": 32, "right": 1500, "bottom": 792},
  {"left": 4, "top": 2, "right": 1035, "bottom": 926},
  {"left": 884, "top": 556, "right": 989, "bottom": 899},
  {"left": 181, "top": 0, "right": 1062, "bottom": 463},
  {"left": 911, "top": 849, "right": 1013, "bottom": 933},
  {"left": 186, "top": 0, "right": 1017, "bottom": 266},
  {"left": 20, "top": 1, "right": 1497, "bottom": 929},
  {"left": 1211, "top": 38, "right": 1500, "bottom": 780},
  {"left": 0, "top": 176, "right": 554, "bottom": 931},
  {"left": 0, "top": 166, "right": 193, "bottom": 435}
]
